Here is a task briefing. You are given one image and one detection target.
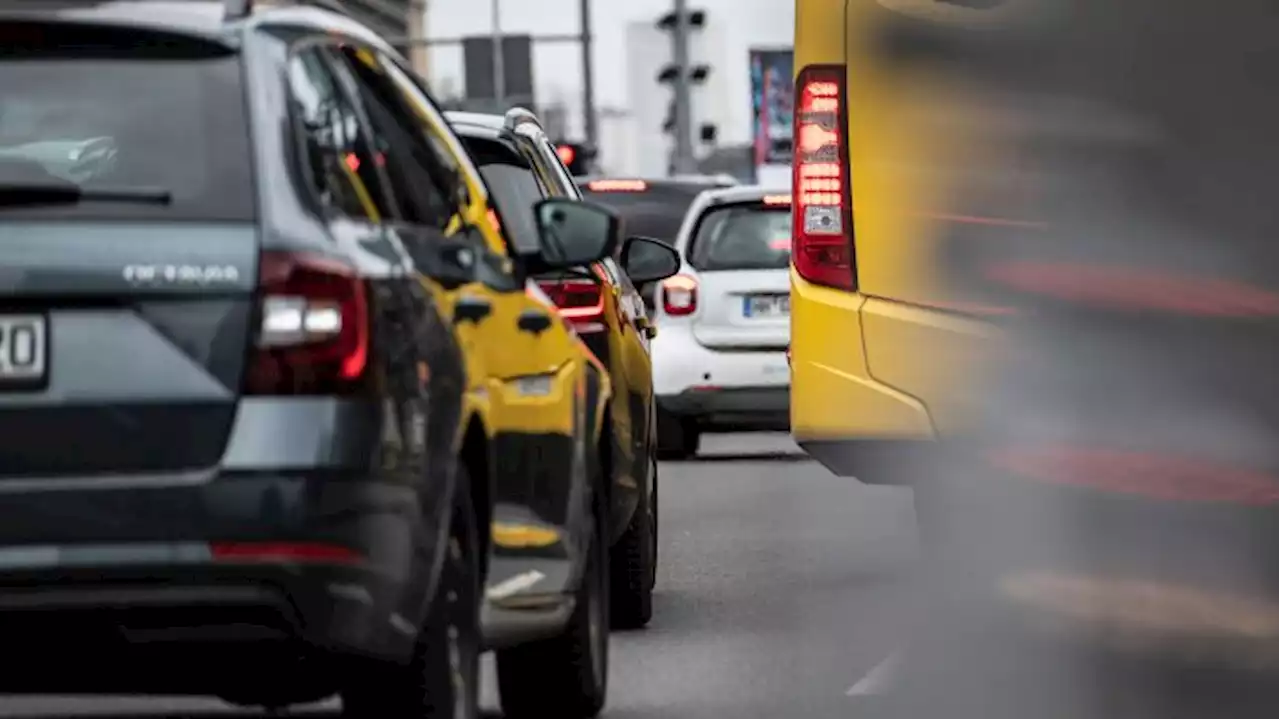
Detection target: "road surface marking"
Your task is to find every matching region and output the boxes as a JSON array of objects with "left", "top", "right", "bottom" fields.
[
  {"left": 846, "top": 650, "right": 902, "bottom": 696},
  {"left": 486, "top": 570, "right": 546, "bottom": 601}
]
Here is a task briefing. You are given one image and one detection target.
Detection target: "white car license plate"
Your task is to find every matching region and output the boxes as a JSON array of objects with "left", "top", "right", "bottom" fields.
[
  {"left": 0, "top": 314, "right": 48, "bottom": 387},
  {"left": 742, "top": 294, "right": 790, "bottom": 318}
]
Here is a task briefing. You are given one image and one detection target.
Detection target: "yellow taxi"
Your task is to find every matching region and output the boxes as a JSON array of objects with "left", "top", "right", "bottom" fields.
[{"left": 341, "top": 48, "right": 617, "bottom": 717}]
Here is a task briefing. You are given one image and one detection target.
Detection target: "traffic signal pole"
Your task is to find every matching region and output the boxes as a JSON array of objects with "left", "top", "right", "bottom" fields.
[
  {"left": 669, "top": 0, "right": 698, "bottom": 174},
  {"left": 579, "top": 0, "right": 599, "bottom": 148},
  {"left": 490, "top": 0, "right": 505, "bottom": 105}
]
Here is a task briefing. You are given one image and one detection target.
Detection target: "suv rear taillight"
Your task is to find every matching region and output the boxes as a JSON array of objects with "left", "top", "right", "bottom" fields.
[
  {"left": 537, "top": 278, "right": 607, "bottom": 333},
  {"left": 661, "top": 274, "right": 698, "bottom": 316},
  {"left": 792, "top": 64, "right": 855, "bottom": 291},
  {"left": 245, "top": 251, "right": 370, "bottom": 395}
]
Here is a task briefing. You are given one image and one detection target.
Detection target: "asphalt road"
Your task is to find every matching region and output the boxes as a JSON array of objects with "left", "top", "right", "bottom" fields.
[{"left": 0, "top": 433, "right": 921, "bottom": 719}]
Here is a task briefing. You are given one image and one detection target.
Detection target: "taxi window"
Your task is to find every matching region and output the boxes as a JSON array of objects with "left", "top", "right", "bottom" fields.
[
  {"left": 457, "top": 134, "right": 546, "bottom": 255},
  {"left": 334, "top": 45, "right": 456, "bottom": 229},
  {"left": 371, "top": 51, "right": 502, "bottom": 247},
  {"left": 287, "top": 47, "right": 390, "bottom": 222}
]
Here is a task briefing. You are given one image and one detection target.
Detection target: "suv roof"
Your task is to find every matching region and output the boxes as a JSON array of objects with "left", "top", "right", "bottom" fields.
[
  {"left": 0, "top": 0, "right": 227, "bottom": 32},
  {"left": 0, "top": 0, "right": 399, "bottom": 52}
]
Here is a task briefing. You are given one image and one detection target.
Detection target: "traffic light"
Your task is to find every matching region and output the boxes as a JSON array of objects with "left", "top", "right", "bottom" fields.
[
  {"left": 656, "top": 9, "right": 705, "bottom": 30},
  {"left": 554, "top": 142, "right": 596, "bottom": 177},
  {"left": 654, "top": 7, "right": 710, "bottom": 103},
  {"left": 654, "top": 5, "right": 709, "bottom": 173}
]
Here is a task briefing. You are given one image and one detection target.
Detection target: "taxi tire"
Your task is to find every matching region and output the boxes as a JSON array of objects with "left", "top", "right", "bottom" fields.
[
  {"left": 341, "top": 470, "right": 481, "bottom": 719},
  {"left": 657, "top": 410, "right": 699, "bottom": 459},
  {"left": 496, "top": 486, "right": 610, "bottom": 719},
  {"left": 609, "top": 463, "right": 656, "bottom": 628}
]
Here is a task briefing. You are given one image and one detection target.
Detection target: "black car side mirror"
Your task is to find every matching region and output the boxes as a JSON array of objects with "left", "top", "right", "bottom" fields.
[{"left": 621, "top": 236, "right": 680, "bottom": 284}]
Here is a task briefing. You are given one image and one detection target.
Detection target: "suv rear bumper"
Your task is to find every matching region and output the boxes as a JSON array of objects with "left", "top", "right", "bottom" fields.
[{"left": 0, "top": 472, "right": 447, "bottom": 694}]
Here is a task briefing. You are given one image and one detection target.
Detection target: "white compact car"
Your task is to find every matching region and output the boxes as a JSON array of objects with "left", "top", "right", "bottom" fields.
[{"left": 648, "top": 186, "right": 793, "bottom": 458}]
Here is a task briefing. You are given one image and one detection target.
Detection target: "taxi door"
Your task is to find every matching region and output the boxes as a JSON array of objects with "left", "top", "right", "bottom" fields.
[
  {"left": 539, "top": 136, "right": 651, "bottom": 496},
  {"left": 350, "top": 51, "right": 585, "bottom": 540}
]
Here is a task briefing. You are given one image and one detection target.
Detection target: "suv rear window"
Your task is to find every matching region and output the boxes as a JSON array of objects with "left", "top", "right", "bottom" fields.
[
  {"left": 0, "top": 26, "right": 254, "bottom": 221},
  {"left": 687, "top": 203, "right": 792, "bottom": 271}
]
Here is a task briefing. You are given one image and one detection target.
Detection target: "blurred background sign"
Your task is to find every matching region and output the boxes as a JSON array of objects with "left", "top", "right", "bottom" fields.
[
  {"left": 461, "top": 34, "right": 536, "bottom": 114},
  {"left": 748, "top": 47, "right": 793, "bottom": 187}
]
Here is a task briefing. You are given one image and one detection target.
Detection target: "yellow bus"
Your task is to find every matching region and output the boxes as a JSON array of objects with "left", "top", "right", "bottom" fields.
[{"left": 789, "top": 0, "right": 1004, "bottom": 483}]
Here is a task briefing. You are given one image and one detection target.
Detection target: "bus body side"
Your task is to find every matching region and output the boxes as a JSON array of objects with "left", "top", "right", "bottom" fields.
[{"left": 789, "top": 0, "right": 1000, "bottom": 481}]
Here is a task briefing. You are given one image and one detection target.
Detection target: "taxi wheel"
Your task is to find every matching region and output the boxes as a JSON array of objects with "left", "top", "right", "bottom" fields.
[
  {"left": 342, "top": 470, "right": 481, "bottom": 719},
  {"left": 609, "top": 462, "right": 656, "bottom": 629},
  {"left": 657, "top": 410, "right": 699, "bottom": 459},
  {"left": 496, "top": 487, "right": 610, "bottom": 718},
  {"left": 649, "top": 458, "right": 659, "bottom": 591}
]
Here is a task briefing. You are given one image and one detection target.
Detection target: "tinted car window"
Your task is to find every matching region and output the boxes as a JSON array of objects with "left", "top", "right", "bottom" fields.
[
  {"left": 334, "top": 46, "right": 458, "bottom": 230},
  {"left": 287, "top": 47, "right": 390, "bottom": 221},
  {"left": 0, "top": 32, "right": 253, "bottom": 221},
  {"left": 457, "top": 135, "right": 546, "bottom": 255},
  {"left": 373, "top": 54, "right": 480, "bottom": 205},
  {"left": 688, "top": 204, "right": 792, "bottom": 271}
]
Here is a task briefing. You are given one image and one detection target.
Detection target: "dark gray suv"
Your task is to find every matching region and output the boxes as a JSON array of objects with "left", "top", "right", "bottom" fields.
[{"left": 0, "top": 1, "right": 494, "bottom": 716}]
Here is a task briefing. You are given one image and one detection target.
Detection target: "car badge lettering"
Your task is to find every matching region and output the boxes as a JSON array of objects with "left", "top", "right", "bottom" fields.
[{"left": 123, "top": 264, "right": 241, "bottom": 285}]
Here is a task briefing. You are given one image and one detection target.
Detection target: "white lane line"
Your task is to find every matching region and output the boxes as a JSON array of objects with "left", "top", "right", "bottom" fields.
[
  {"left": 846, "top": 650, "right": 903, "bottom": 696},
  {"left": 485, "top": 570, "right": 547, "bottom": 601}
]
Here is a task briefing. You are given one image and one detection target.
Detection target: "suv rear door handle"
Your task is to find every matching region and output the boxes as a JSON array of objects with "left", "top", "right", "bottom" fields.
[
  {"left": 517, "top": 309, "right": 553, "bottom": 335},
  {"left": 454, "top": 295, "right": 492, "bottom": 324}
]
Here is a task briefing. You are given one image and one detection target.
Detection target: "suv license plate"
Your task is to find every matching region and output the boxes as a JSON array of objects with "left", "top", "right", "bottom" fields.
[{"left": 0, "top": 314, "right": 48, "bottom": 389}]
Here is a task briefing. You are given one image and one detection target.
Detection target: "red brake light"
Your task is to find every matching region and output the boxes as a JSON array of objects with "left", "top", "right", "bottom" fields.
[
  {"left": 586, "top": 179, "right": 648, "bottom": 192},
  {"left": 537, "top": 278, "right": 607, "bottom": 333},
  {"left": 245, "top": 251, "right": 370, "bottom": 395},
  {"left": 210, "top": 542, "right": 362, "bottom": 564},
  {"left": 791, "top": 65, "right": 855, "bottom": 290},
  {"left": 661, "top": 274, "right": 698, "bottom": 316}
]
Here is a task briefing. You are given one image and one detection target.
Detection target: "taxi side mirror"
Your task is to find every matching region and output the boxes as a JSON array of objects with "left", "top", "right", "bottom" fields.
[
  {"left": 621, "top": 236, "right": 680, "bottom": 284},
  {"left": 530, "top": 198, "right": 621, "bottom": 270}
]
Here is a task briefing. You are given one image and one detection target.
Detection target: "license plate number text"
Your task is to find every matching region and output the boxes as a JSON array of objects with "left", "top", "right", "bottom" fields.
[
  {"left": 742, "top": 294, "right": 790, "bottom": 318},
  {"left": 0, "top": 315, "right": 48, "bottom": 387}
]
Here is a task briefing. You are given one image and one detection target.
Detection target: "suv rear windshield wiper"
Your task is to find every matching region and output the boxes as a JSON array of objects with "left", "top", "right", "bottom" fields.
[{"left": 0, "top": 182, "right": 172, "bottom": 208}]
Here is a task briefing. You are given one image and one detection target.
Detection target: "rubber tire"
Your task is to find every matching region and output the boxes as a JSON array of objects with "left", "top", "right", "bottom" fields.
[
  {"left": 609, "top": 459, "right": 656, "bottom": 629},
  {"left": 496, "top": 491, "right": 610, "bottom": 719},
  {"left": 649, "top": 458, "right": 659, "bottom": 591},
  {"left": 656, "top": 409, "right": 699, "bottom": 460},
  {"left": 342, "top": 471, "right": 481, "bottom": 719}
]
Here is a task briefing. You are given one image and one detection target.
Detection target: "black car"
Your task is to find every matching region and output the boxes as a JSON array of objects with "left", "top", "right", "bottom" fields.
[
  {"left": 577, "top": 176, "right": 736, "bottom": 310},
  {"left": 0, "top": 2, "right": 618, "bottom": 717},
  {"left": 447, "top": 110, "right": 681, "bottom": 633}
]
